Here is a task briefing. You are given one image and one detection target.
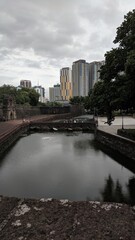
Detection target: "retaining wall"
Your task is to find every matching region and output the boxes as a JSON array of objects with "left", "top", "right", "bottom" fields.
[
  {"left": 95, "top": 129, "right": 135, "bottom": 161},
  {"left": 0, "top": 124, "right": 28, "bottom": 156},
  {"left": 29, "top": 121, "right": 95, "bottom": 132}
]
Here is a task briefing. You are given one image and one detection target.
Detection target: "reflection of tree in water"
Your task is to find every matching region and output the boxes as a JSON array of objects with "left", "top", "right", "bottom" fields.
[
  {"left": 74, "top": 140, "right": 91, "bottom": 150},
  {"left": 101, "top": 175, "right": 135, "bottom": 205},
  {"left": 127, "top": 177, "right": 135, "bottom": 205}
]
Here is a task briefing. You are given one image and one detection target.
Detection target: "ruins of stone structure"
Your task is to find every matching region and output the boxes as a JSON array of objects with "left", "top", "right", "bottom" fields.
[{"left": 2, "top": 95, "right": 16, "bottom": 120}]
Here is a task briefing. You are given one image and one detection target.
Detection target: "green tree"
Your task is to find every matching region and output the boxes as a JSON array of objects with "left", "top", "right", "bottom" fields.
[
  {"left": 92, "top": 9, "right": 135, "bottom": 121},
  {"left": 70, "top": 96, "right": 84, "bottom": 105},
  {"left": 0, "top": 85, "right": 40, "bottom": 106},
  {"left": 28, "top": 89, "right": 39, "bottom": 106}
]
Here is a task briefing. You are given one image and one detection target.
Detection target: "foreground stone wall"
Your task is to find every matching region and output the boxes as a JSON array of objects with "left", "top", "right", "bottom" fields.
[
  {"left": 0, "top": 196, "right": 135, "bottom": 240},
  {"left": 95, "top": 129, "right": 135, "bottom": 161}
]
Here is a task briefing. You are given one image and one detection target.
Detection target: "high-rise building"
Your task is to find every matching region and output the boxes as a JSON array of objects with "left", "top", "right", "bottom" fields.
[
  {"left": 60, "top": 67, "right": 72, "bottom": 101},
  {"left": 49, "top": 87, "right": 55, "bottom": 102},
  {"left": 49, "top": 84, "right": 61, "bottom": 102},
  {"left": 72, "top": 60, "right": 89, "bottom": 97},
  {"left": 89, "top": 61, "right": 105, "bottom": 89},
  {"left": 54, "top": 84, "right": 61, "bottom": 101},
  {"left": 20, "top": 80, "right": 32, "bottom": 88},
  {"left": 33, "top": 85, "right": 45, "bottom": 103}
]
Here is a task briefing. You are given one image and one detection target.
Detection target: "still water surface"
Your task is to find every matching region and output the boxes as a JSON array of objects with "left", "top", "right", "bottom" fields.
[{"left": 0, "top": 132, "right": 134, "bottom": 201}]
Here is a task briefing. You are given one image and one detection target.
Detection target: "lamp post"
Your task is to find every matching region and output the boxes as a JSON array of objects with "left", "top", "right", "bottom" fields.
[{"left": 122, "top": 110, "right": 124, "bottom": 130}]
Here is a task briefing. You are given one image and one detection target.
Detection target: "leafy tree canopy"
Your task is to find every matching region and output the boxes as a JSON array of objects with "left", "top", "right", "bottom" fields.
[
  {"left": 90, "top": 9, "right": 135, "bottom": 122},
  {"left": 0, "top": 85, "right": 39, "bottom": 106}
]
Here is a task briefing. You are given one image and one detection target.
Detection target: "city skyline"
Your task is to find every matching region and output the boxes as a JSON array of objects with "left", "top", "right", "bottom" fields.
[{"left": 0, "top": 0, "right": 135, "bottom": 97}]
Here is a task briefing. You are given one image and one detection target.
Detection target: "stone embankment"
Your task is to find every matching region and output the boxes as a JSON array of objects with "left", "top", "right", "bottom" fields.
[
  {"left": 95, "top": 129, "right": 135, "bottom": 162},
  {"left": 0, "top": 114, "right": 95, "bottom": 156},
  {"left": 0, "top": 196, "right": 135, "bottom": 240},
  {"left": 0, "top": 114, "right": 78, "bottom": 156}
]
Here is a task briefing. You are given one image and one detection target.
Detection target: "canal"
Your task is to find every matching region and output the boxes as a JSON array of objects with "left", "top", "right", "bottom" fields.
[{"left": 0, "top": 132, "right": 134, "bottom": 202}]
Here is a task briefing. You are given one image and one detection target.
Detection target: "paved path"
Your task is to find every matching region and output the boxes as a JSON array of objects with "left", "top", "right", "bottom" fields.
[
  {"left": 0, "top": 115, "right": 135, "bottom": 137},
  {"left": 0, "top": 115, "right": 54, "bottom": 138},
  {"left": 98, "top": 116, "right": 135, "bottom": 134}
]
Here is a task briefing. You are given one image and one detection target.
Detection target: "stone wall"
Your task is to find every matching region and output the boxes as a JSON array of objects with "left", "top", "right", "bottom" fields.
[
  {"left": 40, "top": 106, "right": 70, "bottom": 114},
  {"left": 16, "top": 105, "right": 84, "bottom": 119},
  {"left": 95, "top": 129, "right": 135, "bottom": 161},
  {"left": 29, "top": 121, "right": 95, "bottom": 132},
  {"left": 0, "top": 124, "right": 28, "bottom": 156},
  {"left": 16, "top": 105, "right": 41, "bottom": 119}
]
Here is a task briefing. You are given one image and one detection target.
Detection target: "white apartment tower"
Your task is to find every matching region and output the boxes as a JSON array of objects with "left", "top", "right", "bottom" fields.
[
  {"left": 33, "top": 85, "right": 45, "bottom": 103},
  {"left": 72, "top": 60, "right": 89, "bottom": 97}
]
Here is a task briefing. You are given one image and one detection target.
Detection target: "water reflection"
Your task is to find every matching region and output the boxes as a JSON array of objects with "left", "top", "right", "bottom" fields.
[
  {"left": 74, "top": 140, "right": 92, "bottom": 150},
  {"left": 0, "top": 132, "right": 134, "bottom": 201},
  {"left": 100, "top": 175, "right": 135, "bottom": 205}
]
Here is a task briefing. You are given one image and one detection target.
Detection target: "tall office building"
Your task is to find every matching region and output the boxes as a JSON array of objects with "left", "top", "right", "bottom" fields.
[
  {"left": 49, "top": 84, "right": 61, "bottom": 102},
  {"left": 60, "top": 67, "right": 72, "bottom": 101},
  {"left": 89, "top": 61, "right": 105, "bottom": 89},
  {"left": 54, "top": 84, "right": 61, "bottom": 101},
  {"left": 20, "top": 80, "right": 32, "bottom": 88},
  {"left": 49, "top": 87, "right": 55, "bottom": 102},
  {"left": 72, "top": 60, "right": 89, "bottom": 97}
]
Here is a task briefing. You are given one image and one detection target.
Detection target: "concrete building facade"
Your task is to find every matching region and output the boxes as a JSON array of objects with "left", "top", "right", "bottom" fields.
[
  {"left": 89, "top": 60, "right": 105, "bottom": 89},
  {"left": 49, "top": 87, "right": 55, "bottom": 102},
  {"left": 20, "top": 80, "right": 32, "bottom": 88},
  {"left": 54, "top": 84, "right": 61, "bottom": 101},
  {"left": 60, "top": 67, "right": 72, "bottom": 101},
  {"left": 72, "top": 60, "right": 89, "bottom": 97},
  {"left": 49, "top": 84, "right": 61, "bottom": 102}
]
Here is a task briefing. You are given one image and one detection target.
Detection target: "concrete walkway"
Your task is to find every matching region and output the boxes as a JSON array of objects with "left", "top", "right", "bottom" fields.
[
  {"left": 0, "top": 115, "right": 54, "bottom": 138},
  {"left": 97, "top": 116, "right": 135, "bottom": 135}
]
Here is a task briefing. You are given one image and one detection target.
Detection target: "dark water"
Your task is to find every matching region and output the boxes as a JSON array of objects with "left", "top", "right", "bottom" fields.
[{"left": 0, "top": 132, "right": 134, "bottom": 202}]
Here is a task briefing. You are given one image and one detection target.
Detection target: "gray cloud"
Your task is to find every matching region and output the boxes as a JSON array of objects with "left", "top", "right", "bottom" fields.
[{"left": 0, "top": 0, "right": 134, "bottom": 96}]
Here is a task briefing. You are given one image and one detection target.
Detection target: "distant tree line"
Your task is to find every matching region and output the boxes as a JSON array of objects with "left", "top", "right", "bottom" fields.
[{"left": 0, "top": 85, "right": 39, "bottom": 106}]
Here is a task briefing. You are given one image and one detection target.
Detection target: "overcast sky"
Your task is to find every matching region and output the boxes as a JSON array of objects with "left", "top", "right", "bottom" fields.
[{"left": 0, "top": 0, "right": 135, "bottom": 97}]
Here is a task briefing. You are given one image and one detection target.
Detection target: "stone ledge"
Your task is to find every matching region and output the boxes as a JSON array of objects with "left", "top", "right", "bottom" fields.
[{"left": 0, "top": 196, "right": 134, "bottom": 240}]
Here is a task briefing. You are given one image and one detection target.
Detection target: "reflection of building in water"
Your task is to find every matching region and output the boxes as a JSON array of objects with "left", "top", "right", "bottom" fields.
[{"left": 3, "top": 95, "right": 16, "bottom": 120}]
